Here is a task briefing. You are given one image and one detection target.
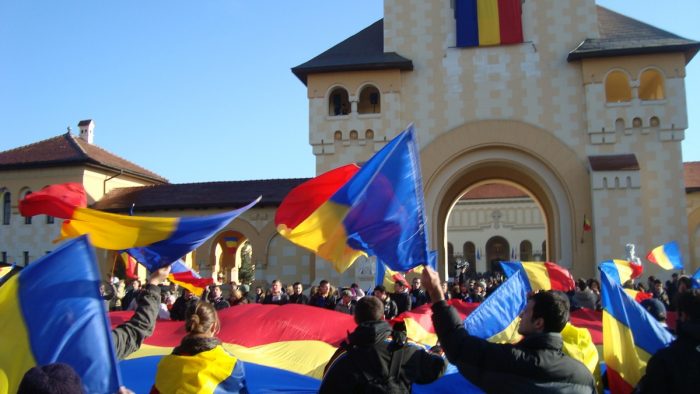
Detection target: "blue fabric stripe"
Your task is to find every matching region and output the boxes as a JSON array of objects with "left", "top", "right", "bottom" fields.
[
  {"left": 464, "top": 269, "right": 528, "bottom": 339},
  {"left": 19, "top": 236, "right": 121, "bottom": 393},
  {"left": 455, "top": 0, "right": 479, "bottom": 47},
  {"left": 127, "top": 197, "right": 260, "bottom": 271},
  {"left": 329, "top": 126, "right": 430, "bottom": 272},
  {"left": 599, "top": 269, "right": 674, "bottom": 354},
  {"left": 599, "top": 260, "right": 623, "bottom": 284},
  {"left": 663, "top": 241, "right": 683, "bottom": 269}
]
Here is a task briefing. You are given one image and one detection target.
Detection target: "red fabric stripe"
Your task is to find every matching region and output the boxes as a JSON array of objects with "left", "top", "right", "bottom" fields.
[
  {"left": 18, "top": 182, "right": 85, "bottom": 219},
  {"left": 606, "top": 367, "right": 634, "bottom": 394},
  {"left": 497, "top": 0, "right": 523, "bottom": 44},
  {"left": 111, "top": 303, "right": 356, "bottom": 348},
  {"left": 274, "top": 164, "right": 359, "bottom": 230},
  {"left": 544, "top": 262, "right": 575, "bottom": 291}
]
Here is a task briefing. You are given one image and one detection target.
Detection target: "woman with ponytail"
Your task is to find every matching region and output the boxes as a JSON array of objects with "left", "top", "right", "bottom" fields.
[{"left": 151, "top": 302, "right": 247, "bottom": 393}]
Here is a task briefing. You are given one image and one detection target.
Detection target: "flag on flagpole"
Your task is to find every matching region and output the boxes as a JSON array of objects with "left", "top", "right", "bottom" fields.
[
  {"left": 375, "top": 260, "right": 409, "bottom": 289},
  {"left": 599, "top": 259, "right": 644, "bottom": 285},
  {"left": 0, "top": 236, "right": 121, "bottom": 393},
  {"left": 276, "top": 125, "right": 430, "bottom": 273},
  {"left": 167, "top": 260, "right": 213, "bottom": 297},
  {"left": 646, "top": 241, "right": 683, "bottom": 270},
  {"left": 583, "top": 214, "right": 592, "bottom": 232},
  {"left": 119, "top": 252, "right": 139, "bottom": 280}
]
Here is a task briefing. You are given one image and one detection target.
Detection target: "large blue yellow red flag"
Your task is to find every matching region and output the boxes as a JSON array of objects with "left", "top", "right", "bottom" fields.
[
  {"left": 646, "top": 241, "right": 683, "bottom": 270},
  {"left": 0, "top": 236, "right": 121, "bottom": 394},
  {"left": 500, "top": 261, "right": 576, "bottom": 292},
  {"left": 57, "top": 197, "right": 260, "bottom": 270},
  {"left": 455, "top": 0, "right": 524, "bottom": 47},
  {"left": 166, "top": 259, "right": 213, "bottom": 297},
  {"left": 599, "top": 266, "right": 674, "bottom": 394},
  {"left": 599, "top": 259, "right": 644, "bottom": 285},
  {"left": 276, "top": 125, "right": 430, "bottom": 273}
]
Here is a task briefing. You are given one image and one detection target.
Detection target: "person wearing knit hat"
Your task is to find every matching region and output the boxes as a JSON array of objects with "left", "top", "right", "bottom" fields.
[{"left": 17, "top": 363, "right": 83, "bottom": 394}]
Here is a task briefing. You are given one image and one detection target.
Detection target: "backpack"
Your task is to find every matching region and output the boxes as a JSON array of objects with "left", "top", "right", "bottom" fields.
[{"left": 348, "top": 332, "right": 409, "bottom": 394}]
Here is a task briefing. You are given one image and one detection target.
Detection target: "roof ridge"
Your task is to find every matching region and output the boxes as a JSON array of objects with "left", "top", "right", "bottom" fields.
[
  {"left": 66, "top": 133, "right": 90, "bottom": 159},
  {"left": 0, "top": 132, "right": 69, "bottom": 155},
  {"left": 74, "top": 138, "right": 168, "bottom": 182}
]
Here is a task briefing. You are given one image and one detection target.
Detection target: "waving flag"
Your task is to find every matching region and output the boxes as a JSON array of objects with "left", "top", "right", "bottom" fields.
[
  {"left": 57, "top": 197, "right": 261, "bottom": 271},
  {"left": 500, "top": 261, "right": 575, "bottom": 292},
  {"left": 599, "top": 267, "right": 674, "bottom": 394},
  {"left": 0, "top": 236, "right": 121, "bottom": 394},
  {"left": 599, "top": 259, "right": 644, "bottom": 285},
  {"left": 646, "top": 241, "right": 683, "bottom": 270},
  {"left": 18, "top": 182, "right": 87, "bottom": 219},
  {"left": 119, "top": 252, "right": 139, "bottom": 280},
  {"left": 464, "top": 269, "right": 528, "bottom": 343},
  {"left": 375, "top": 260, "right": 409, "bottom": 289},
  {"left": 276, "top": 126, "right": 430, "bottom": 273},
  {"left": 166, "top": 260, "right": 213, "bottom": 297}
]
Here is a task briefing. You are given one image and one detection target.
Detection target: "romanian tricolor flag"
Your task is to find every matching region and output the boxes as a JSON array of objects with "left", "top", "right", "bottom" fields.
[
  {"left": 375, "top": 260, "right": 410, "bottom": 289},
  {"left": 167, "top": 260, "right": 213, "bottom": 297},
  {"left": 61, "top": 197, "right": 260, "bottom": 270},
  {"left": 0, "top": 236, "right": 121, "bottom": 393},
  {"left": 120, "top": 252, "right": 139, "bottom": 280},
  {"left": 276, "top": 126, "right": 430, "bottom": 273},
  {"left": 599, "top": 267, "right": 674, "bottom": 394},
  {"left": 114, "top": 303, "right": 357, "bottom": 393},
  {"left": 455, "top": 0, "right": 524, "bottom": 47},
  {"left": 464, "top": 269, "right": 528, "bottom": 343},
  {"left": 500, "top": 261, "right": 576, "bottom": 292},
  {"left": 646, "top": 241, "right": 684, "bottom": 270},
  {"left": 599, "top": 259, "right": 644, "bottom": 285}
]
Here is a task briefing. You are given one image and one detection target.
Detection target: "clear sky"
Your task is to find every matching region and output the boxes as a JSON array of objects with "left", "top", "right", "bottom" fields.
[{"left": 1, "top": 1, "right": 698, "bottom": 184}]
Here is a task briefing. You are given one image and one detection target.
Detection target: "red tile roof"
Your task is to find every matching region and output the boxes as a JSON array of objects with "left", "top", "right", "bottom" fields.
[
  {"left": 461, "top": 184, "right": 529, "bottom": 200},
  {"left": 92, "top": 178, "right": 310, "bottom": 212},
  {"left": 0, "top": 133, "right": 167, "bottom": 183},
  {"left": 684, "top": 162, "right": 700, "bottom": 191}
]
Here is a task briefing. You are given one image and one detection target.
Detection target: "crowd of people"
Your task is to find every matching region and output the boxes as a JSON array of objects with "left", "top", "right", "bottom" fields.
[{"left": 21, "top": 261, "right": 700, "bottom": 393}]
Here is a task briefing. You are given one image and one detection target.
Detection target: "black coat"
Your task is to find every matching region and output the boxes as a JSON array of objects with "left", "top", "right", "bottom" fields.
[
  {"left": 635, "top": 320, "right": 700, "bottom": 393},
  {"left": 431, "top": 301, "right": 596, "bottom": 393},
  {"left": 391, "top": 292, "right": 412, "bottom": 315},
  {"left": 319, "top": 321, "right": 445, "bottom": 393},
  {"left": 112, "top": 284, "right": 161, "bottom": 360}
]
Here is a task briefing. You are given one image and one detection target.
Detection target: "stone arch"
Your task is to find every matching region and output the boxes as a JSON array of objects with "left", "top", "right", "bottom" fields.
[
  {"left": 203, "top": 218, "right": 260, "bottom": 281},
  {"left": 422, "top": 120, "right": 592, "bottom": 279}
]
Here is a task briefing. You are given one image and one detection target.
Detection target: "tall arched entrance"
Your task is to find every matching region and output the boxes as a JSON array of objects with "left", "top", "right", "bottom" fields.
[
  {"left": 211, "top": 230, "right": 248, "bottom": 283},
  {"left": 421, "top": 120, "right": 594, "bottom": 280}
]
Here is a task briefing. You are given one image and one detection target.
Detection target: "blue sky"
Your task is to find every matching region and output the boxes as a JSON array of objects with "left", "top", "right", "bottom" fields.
[{"left": 1, "top": 1, "right": 698, "bottom": 184}]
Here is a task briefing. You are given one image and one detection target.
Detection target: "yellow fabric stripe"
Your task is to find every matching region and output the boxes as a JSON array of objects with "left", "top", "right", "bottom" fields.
[
  {"left": 477, "top": 0, "right": 501, "bottom": 45},
  {"left": 522, "top": 262, "right": 552, "bottom": 291},
  {"left": 223, "top": 340, "right": 337, "bottom": 380},
  {"left": 57, "top": 207, "right": 178, "bottom": 250},
  {"left": 603, "top": 311, "right": 652, "bottom": 387},
  {"left": 561, "top": 323, "right": 599, "bottom": 373},
  {"left": 487, "top": 316, "right": 522, "bottom": 344},
  {"left": 404, "top": 317, "right": 438, "bottom": 347},
  {"left": 652, "top": 251, "right": 674, "bottom": 270},
  {"left": 155, "top": 345, "right": 237, "bottom": 394},
  {"left": 124, "top": 343, "right": 172, "bottom": 359},
  {"left": 278, "top": 200, "right": 365, "bottom": 273},
  {"left": 0, "top": 276, "right": 37, "bottom": 394}
]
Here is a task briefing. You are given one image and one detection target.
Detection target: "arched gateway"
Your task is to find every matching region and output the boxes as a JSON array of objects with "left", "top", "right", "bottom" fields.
[{"left": 421, "top": 120, "right": 594, "bottom": 280}]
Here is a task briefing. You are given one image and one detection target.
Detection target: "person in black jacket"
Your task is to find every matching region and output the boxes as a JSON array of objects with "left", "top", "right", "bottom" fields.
[
  {"left": 289, "top": 282, "right": 309, "bottom": 304},
  {"left": 391, "top": 280, "right": 412, "bottom": 315},
  {"left": 319, "top": 296, "right": 446, "bottom": 393},
  {"left": 421, "top": 266, "right": 596, "bottom": 394},
  {"left": 635, "top": 289, "right": 700, "bottom": 393}
]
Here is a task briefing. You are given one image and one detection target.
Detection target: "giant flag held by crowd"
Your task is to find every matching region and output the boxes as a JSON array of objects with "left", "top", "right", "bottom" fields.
[
  {"left": 19, "top": 184, "right": 261, "bottom": 271},
  {"left": 0, "top": 236, "right": 121, "bottom": 394},
  {"left": 599, "top": 266, "right": 674, "bottom": 394},
  {"left": 500, "top": 261, "right": 576, "bottom": 292},
  {"left": 275, "top": 125, "right": 430, "bottom": 273},
  {"left": 646, "top": 241, "right": 684, "bottom": 270}
]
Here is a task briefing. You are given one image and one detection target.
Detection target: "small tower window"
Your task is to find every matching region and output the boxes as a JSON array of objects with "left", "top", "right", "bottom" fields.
[
  {"left": 365, "top": 129, "right": 374, "bottom": 140},
  {"left": 349, "top": 130, "right": 358, "bottom": 140},
  {"left": 358, "top": 85, "right": 381, "bottom": 114},
  {"left": 328, "top": 87, "right": 350, "bottom": 116},
  {"left": 639, "top": 69, "right": 665, "bottom": 101},
  {"left": 605, "top": 70, "right": 632, "bottom": 103},
  {"left": 334, "top": 130, "right": 342, "bottom": 140}
]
